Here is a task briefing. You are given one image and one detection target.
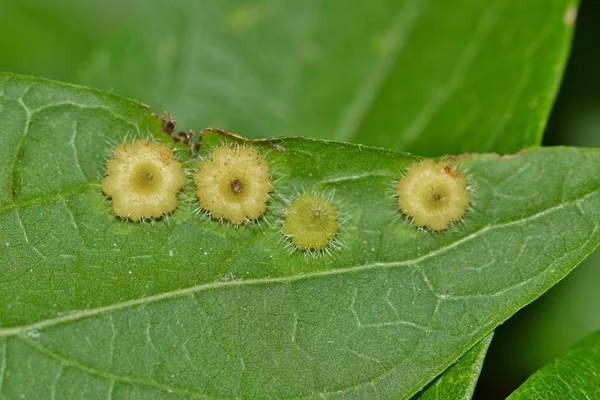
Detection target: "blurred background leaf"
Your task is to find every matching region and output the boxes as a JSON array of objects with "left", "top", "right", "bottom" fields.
[{"left": 0, "top": 0, "right": 577, "bottom": 156}]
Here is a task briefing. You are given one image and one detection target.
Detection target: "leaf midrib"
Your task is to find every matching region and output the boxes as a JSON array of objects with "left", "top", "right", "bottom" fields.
[{"left": 0, "top": 188, "right": 595, "bottom": 338}]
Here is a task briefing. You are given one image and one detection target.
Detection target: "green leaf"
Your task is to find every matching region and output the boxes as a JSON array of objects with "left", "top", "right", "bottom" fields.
[
  {"left": 508, "top": 329, "right": 600, "bottom": 399},
  {"left": 495, "top": 89, "right": 600, "bottom": 384},
  {"left": 415, "top": 334, "right": 493, "bottom": 400},
  {"left": 0, "top": 0, "right": 578, "bottom": 155},
  {"left": 1, "top": 73, "right": 599, "bottom": 399},
  {"left": 502, "top": 247, "right": 600, "bottom": 384}
]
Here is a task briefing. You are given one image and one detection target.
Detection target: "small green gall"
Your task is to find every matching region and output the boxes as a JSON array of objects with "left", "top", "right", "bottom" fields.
[{"left": 283, "top": 193, "right": 339, "bottom": 251}]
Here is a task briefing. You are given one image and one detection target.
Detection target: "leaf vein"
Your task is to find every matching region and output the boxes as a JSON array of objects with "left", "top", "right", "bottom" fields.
[
  {"left": 0, "top": 340, "right": 6, "bottom": 394},
  {"left": 0, "top": 188, "right": 595, "bottom": 338},
  {"left": 16, "top": 335, "right": 215, "bottom": 400},
  {"left": 8, "top": 86, "right": 33, "bottom": 203}
]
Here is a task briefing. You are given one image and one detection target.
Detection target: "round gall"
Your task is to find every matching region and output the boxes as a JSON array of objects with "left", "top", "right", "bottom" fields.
[
  {"left": 283, "top": 193, "right": 339, "bottom": 251},
  {"left": 194, "top": 145, "right": 272, "bottom": 224},
  {"left": 397, "top": 160, "right": 471, "bottom": 231},
  {"left": 101, "top": 140, "right": 186, "bottom": 221}
]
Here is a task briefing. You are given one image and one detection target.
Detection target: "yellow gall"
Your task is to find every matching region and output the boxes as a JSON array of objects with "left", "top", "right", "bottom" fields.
[
  {"left": 397, "top": 160, "right": 471, "bottom": 231},
  {"left": 194, "top": 145, "right": 272, "bottom": 224},
  {"left": 283, "top": 193, "right": 339, "bottom": 251},
  {"left": 101, "top": 140, "right": 186, "bottom": 221}
]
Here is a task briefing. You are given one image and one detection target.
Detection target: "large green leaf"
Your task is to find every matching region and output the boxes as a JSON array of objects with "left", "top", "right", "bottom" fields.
[
  {"left": 508, "top": 329, "right": 600, "bottom": 399},
  {"left": 0, "top": 0, "right": 577, "bottom": 155},
  {"left": 1, "top": 73, "right": 599, "bottom": 399},
  {"left": 415, "top": 334, "right": 492, "bottom": 400},
  {"left": 491, "top": 63, "right": 600, "bottom": 386}
]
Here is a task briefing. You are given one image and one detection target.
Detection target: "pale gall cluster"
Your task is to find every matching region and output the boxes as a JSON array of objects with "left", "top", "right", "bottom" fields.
[{"left": 102, "top": 139, "right": 472, "bottom": 253}]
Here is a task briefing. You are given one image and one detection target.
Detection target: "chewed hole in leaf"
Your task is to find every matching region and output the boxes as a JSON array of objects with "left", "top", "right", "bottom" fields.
[
  {"left": 193, "top": 145, "right": 272, "bottom": 224},
  {"left": 283, "top": 192, "right": 340, "bottom": 251},
  {"left": 397, "top": 159, "right": 471, "bottom": 231},
  {"left": 101, "top": 139, "right": 186, "bottom": 221}
]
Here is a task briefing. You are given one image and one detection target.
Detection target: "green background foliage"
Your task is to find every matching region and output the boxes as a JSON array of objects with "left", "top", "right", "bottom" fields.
[
  {"left": 0, "top": 0, "right": 599, "bottom": 398},
  {"left": 508, "top": 330, "right": 600, "bottom": 399},
  {"left": 0, "top": 0, "right": 577, "bottom": 156}
]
